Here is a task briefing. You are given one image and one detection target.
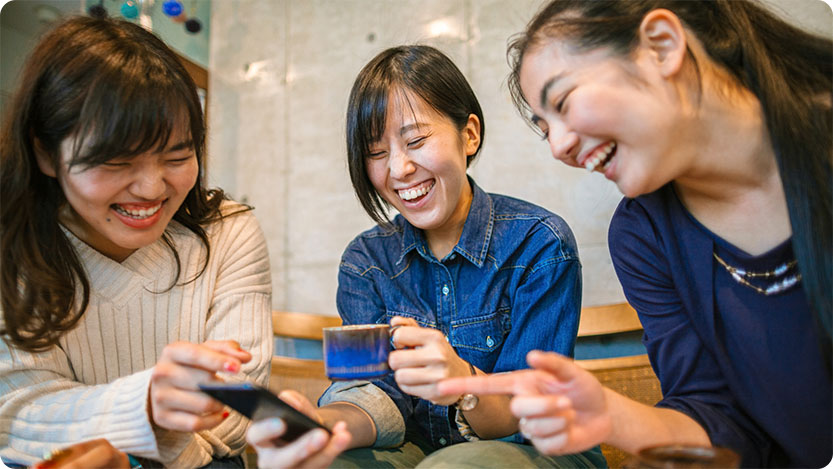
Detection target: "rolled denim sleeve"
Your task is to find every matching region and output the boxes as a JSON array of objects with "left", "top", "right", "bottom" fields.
[{"left": 318, "top": 380, "right": 405, "bottom": 448}]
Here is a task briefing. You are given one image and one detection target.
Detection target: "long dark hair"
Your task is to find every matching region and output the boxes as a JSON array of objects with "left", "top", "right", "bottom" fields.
[
  {"left": 0, "top": 16, "right": 239, "bottom": 352},
  {"left": 508, "top": 0, "right": 832, "bottom": 357},
  {"left": 346, "top": 45, "right": 485, "bottom": 225}
]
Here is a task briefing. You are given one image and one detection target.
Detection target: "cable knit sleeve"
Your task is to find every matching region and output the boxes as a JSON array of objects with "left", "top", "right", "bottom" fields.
[{"left": 0, "top": 340, "right": 159, "bottom": 465}]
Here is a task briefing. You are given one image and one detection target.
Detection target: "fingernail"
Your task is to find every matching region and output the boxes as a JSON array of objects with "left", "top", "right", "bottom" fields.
[
  {"left": 222, "top": 411, "right": 230, "bottom": 419},
  {"left": 268, "top": 417, "right": 285, "bottom": 432},
  {"left": 313, "top": 429, "right": 328, "bottom": 445},
  {"left": 223, "top": 361, "right": 239, "bottom": 373}
]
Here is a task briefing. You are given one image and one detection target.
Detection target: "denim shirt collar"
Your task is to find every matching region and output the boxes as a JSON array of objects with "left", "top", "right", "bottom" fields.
[{"left": 396, "top": 177, "right": 494, "bottom": 268}]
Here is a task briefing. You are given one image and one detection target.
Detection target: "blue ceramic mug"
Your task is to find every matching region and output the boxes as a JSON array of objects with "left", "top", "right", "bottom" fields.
[{"left": 323, "top": 324, "right": 391, "bottom": 380}]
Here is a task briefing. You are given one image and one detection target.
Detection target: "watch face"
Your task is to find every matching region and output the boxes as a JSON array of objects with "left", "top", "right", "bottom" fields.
[{"left": 458, "top": 393, "right": 479, "bottom": 412}]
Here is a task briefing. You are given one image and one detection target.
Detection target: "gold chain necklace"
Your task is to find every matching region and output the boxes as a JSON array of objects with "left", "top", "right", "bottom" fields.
[{"left": 713, "top": 252, "right": 801, "bottom": 295}]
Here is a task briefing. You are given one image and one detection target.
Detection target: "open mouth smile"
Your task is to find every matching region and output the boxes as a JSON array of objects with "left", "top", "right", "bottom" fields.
[
  {"left": 112, "top": 202, "right": 163, "bottom": 220},
  {"left": 397, "top": 180, "right": 435, "bottom": 203},
  {"left": 583, "top": 142, "right": 617, "bottom": 173}
]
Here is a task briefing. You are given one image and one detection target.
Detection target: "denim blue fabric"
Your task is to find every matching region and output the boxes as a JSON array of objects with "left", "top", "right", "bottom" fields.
[{"left": 320, "top": 179, "right": 582, "bottom": 450}]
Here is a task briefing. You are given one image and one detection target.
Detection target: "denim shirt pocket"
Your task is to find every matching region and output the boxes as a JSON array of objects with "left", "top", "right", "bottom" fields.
[
  {"left": 384, "top": 309, "right": 437, "bottom": 328},
  {"left": 448, "top": 308, "right": 509, "bottom": 369}
]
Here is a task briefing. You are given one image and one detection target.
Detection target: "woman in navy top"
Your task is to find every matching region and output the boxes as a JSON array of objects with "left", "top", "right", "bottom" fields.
[
  {"left": 439, "top": 1, "right": 832, "bottom": 467},
  {"left": 247, "top": 45, "right": 604, "bottom": 468}
]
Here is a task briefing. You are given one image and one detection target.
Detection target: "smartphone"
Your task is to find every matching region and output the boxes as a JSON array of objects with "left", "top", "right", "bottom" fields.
[{"left": 199, "top": 382, "right": 330, "bottom": 442}]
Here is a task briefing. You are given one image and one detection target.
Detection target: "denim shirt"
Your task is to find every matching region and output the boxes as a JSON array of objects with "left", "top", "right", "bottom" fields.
[{"left": 319, "top": 179, "right": 581, "bottom": 450}]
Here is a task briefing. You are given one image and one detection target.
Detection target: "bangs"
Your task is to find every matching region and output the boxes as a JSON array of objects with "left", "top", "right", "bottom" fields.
[
  {"left": 354, "top": 76, "right": 393, "bottom": 158},
  {"left": 69, "top": 52, "right": 200, "bottom": 167}
]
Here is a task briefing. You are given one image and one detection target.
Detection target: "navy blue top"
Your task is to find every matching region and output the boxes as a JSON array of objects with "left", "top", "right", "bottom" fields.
[
  {"left": 327, "top": 179, "right": 582, "bottom": 449},
  {"left": 609, "top": 184, "right": 832, "bottom": 468}
]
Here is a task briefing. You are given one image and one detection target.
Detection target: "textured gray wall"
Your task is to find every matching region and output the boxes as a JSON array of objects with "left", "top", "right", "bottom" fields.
[{"left": 206, "top": 0, "right": 832, "bottom": 316}]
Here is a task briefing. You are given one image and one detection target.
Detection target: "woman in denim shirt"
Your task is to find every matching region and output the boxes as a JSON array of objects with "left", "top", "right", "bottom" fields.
[{"left": 248, "top": 45, "right": 605, "bottom": 468}]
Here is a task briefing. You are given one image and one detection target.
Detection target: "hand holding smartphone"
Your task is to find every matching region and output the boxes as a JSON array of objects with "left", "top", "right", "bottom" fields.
[{"left": 199, "top": 382, "right": 330, "bottom": 442}]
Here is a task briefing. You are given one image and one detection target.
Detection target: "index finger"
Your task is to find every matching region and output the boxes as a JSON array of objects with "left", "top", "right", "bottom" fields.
[
  {"left": 162, "top": 342, "right": 242, "bottom": 373},
  {"left": 202, "top": 340, "right": 252, "bottom": 363},
  {"left": 438, "top": 369, "right": 540, "bottom": 396}
]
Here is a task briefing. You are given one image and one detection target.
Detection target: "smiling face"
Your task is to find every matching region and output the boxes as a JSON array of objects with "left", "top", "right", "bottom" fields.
[
  {"left": 519, "top": 38, "right": 692, "bottom": 198},
  {"left": 39, "top": 125, "right": 199, "bottom": 261},
  {"left": 365, "top": 90, "right": 480, "bottom": 239}
]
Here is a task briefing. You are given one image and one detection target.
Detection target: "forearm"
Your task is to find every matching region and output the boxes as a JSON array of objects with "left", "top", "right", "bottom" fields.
[
  {"left": 318, "top": 402, "right": 377, "bottom": 449},
  {"left": 604, "top": 388, "right": 711, "bottom": 453}
]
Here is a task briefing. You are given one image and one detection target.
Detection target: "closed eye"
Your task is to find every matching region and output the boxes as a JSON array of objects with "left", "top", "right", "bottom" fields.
[
  {"left": 407, "top": 136, "right": 426, "bottom": 148},
  {"left": 553, "top": 88, "right": 572, "bottom": 114},
  {"left": 166, "top": 155, "right": 195, "bottom": 165},
  {"left": 367, "top": 150, "right": 387, "bottom": 159},
  {"left": 102, "top": 161, "right": 130, "bottom": 168}
]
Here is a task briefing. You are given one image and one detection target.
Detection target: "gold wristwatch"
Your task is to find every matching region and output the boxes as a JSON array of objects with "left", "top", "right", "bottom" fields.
[{"left": 456, "top": 361, "right": 479, "bottom": 411}]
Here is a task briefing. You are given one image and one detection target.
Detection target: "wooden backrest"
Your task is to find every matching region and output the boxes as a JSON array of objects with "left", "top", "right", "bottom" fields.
[
  {"left": 578, "top": 302, "right": 642, "bottom": 337},
  {"left": 576, "top": 303, "right": 662, "bottom": 468},
  {"left": 270, "top": 311, "right": 341, "bottom": 405},
  {"left": 272, "top": 310, "right": 342, "bottom": 340}
]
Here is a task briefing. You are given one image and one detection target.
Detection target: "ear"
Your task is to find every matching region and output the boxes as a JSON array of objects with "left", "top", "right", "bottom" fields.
[
  {"left": 462, "top": 114, "right": 481, "bottom": 157},
  {"left": 33, "top": 138, "right": 57, "bottom": 178},
  {"left": 638, "top": 9, "right": 687, "bottom": 78}
]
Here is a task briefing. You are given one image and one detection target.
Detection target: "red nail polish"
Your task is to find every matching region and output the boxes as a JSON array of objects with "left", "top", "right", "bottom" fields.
[
  {"left": 223, "top": 362, "right": 239, "bottom": 373},
  {"left": 222, "top": 411, "right": 230, "bottom": 419}
]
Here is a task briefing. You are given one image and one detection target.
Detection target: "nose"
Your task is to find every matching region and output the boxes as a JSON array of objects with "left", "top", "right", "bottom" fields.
[
  {"left": 388, "top": 148, "right": 415, "bottom": 179},
  {"left": 130, "top": 163, "right": 166, "bottom": 200},
  {"left": 546, "top": 123, "right": 581, "bottom": 168}
]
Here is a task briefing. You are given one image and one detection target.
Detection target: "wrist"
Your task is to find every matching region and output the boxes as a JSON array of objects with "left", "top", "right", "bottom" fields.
[{"left": 455, "top": 361, "right": 479, "bottom": 412}]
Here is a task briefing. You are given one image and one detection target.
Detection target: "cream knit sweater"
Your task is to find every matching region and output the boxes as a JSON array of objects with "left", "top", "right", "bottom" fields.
[{"left": 0, "top": 202, "right": 273, "bottom": 468}]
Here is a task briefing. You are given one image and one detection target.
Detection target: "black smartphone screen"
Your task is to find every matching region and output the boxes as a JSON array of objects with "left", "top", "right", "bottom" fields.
[{"left": 199, "top": 382, "right": 330, "bottom": 442}]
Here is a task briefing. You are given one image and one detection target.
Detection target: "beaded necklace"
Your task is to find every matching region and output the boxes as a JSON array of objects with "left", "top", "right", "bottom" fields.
[{"left": 713, "top": 252, "right": 801, "bottom": 295}]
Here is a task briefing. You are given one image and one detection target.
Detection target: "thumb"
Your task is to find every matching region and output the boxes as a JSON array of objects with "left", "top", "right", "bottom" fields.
[{"left": 390, "top": 316, "right": 419, "bottom": 327}]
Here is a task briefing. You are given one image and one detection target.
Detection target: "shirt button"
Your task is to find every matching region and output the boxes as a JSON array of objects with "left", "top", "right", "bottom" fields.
[
  {"left": 442, "top": 285, "right": 449, "bottom": 295},
  {"left": 439, "top": 437, "right": 447, "bottom": 445},
  {"left": 486, "top": 336, "right": 495, "bottom": 347}
]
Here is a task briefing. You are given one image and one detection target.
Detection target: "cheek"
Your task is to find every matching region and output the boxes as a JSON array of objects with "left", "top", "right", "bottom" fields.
[
  {"left": 171, "top": 163, "right": 200, "bottom": 194},
  {"left": 62, "top": 172, "right": 116, "bottom": 206},
  {"left": 365, "top": 160, "right": 388, "bottom": 194},
  {"left": 568, "top": 93, "right": 622, "bottom": 134}
]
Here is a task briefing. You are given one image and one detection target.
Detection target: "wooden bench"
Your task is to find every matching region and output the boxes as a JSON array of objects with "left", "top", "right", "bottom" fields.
[{"left": 576, "top": 303, "right": 662, "bottom": 468}]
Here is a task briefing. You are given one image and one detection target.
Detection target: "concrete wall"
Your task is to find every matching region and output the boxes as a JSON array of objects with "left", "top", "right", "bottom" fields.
[{"left": 206, "top": 0, "right": 832, "bottom": 317}]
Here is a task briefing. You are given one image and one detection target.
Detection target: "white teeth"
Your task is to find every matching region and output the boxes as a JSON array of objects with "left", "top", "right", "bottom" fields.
[
  {"left": 584, "top": 142, "right": 616, "bottom": 172},
  {"left": 398, "top": 182, "right": 434, "bottom": 201},
  {"left": 114, "top": 203, "right": 162, "bottom": 219}
]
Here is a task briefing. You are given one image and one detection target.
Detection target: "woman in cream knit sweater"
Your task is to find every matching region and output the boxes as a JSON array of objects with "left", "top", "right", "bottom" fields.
[{"left": 0, "top": 16, "right": 272, "bottom": 468}]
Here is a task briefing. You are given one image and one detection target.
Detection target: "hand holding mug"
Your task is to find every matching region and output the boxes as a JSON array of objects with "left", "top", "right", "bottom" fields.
[
  {"left": 246, "top": 390, "right": 351, "bottom": 469},
  {"left": 150, "top": 340, "right": 251, "bottom": 432},
  {"left": 388, "top": 316, "right": 475, "bottom": 405}
]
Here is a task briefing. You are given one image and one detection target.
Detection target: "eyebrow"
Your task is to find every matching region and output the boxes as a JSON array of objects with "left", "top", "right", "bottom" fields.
[
  {"left": 399, "top": 123, "right": 429, "bottom": 136},
  {"left": 166, "top": 140, "right": 194, "bottom": 152}
]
